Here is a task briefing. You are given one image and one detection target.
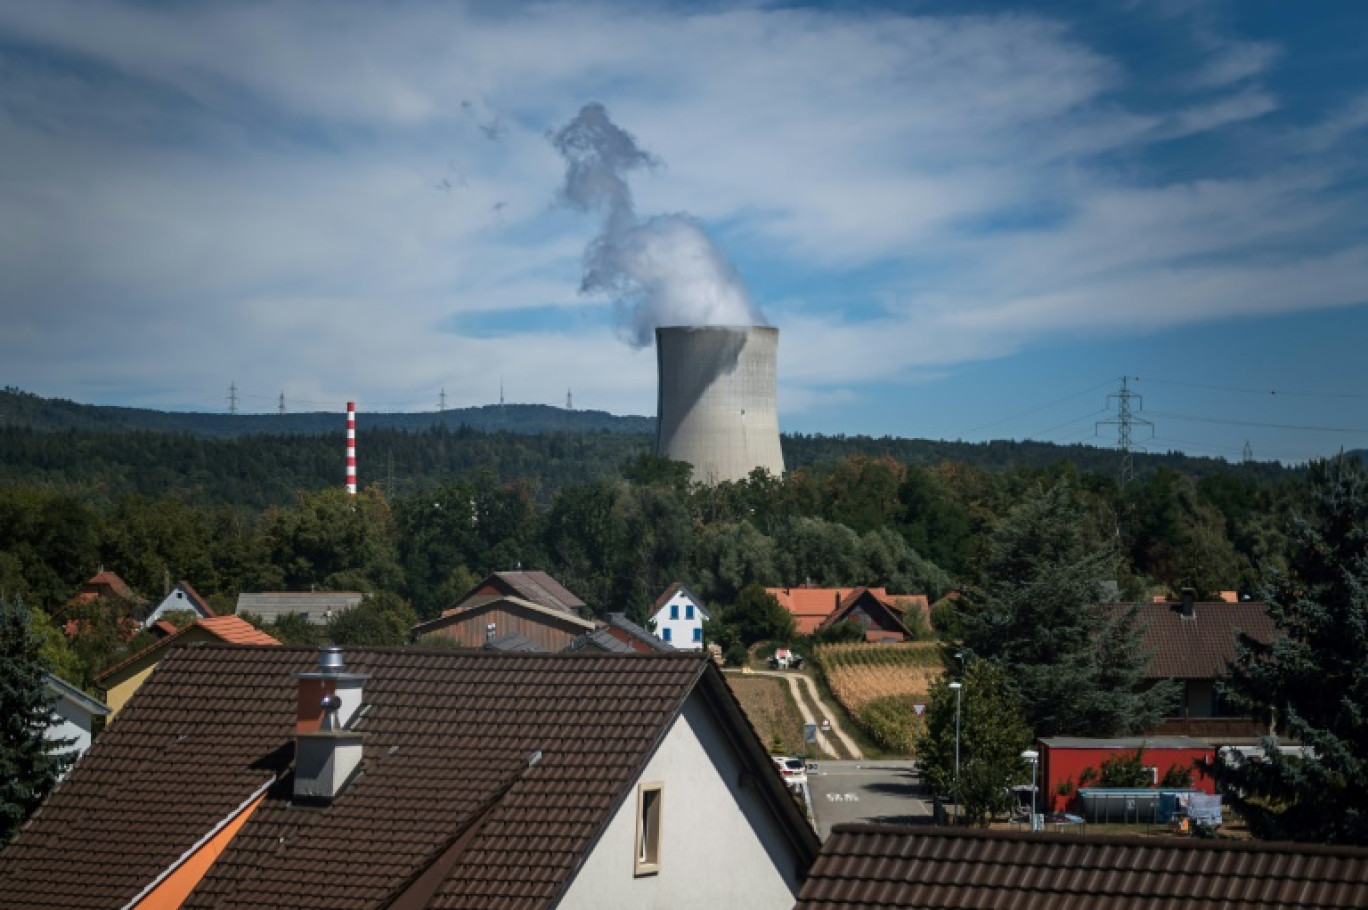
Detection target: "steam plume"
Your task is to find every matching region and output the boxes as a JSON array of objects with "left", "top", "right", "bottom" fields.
[{"left": 551, "top": 103, "right": 766, "bottom": 346}]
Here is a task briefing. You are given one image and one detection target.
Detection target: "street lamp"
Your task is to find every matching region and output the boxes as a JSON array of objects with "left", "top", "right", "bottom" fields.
[
  {"left": 1021, "top": 749, "right": 1039, "bottom": 831},
  {"left": 949, "top": 681, "right": 962, "bottom": 825}
]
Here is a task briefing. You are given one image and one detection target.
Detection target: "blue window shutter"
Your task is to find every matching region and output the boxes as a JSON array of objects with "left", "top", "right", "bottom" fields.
[
  {"left": 670, "top": 604, "right": 679, "bottom": 620},
  {"left": 693, "top": 628, "right": 701, "bottom": 642},
  {"left": 686, "top": 604, "right": 694, "bottom": 619},
  {"left": 663, "top": 628, "right": 671, "bottom": 641}
]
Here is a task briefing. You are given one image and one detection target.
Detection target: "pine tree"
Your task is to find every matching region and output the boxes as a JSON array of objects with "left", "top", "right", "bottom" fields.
[
  {"left": 1216, "top": 455, "right": 1368, "bottom": 844},
  {"left": 963, "top": 482, "right": 1178, "bottom": 737},
  {"left": 0, "top": 596, "right": 74, "bottom": 843}
]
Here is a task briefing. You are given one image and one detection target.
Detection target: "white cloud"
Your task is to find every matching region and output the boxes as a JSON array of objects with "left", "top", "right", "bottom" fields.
[{"left": 0, "top": 0, "right": 1363, "bottom": 424}]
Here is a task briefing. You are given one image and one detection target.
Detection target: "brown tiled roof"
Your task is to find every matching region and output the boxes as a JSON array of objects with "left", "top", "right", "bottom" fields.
[
  {"left": 1127, "top": 601, "right": 1280, "bottom": 679},
  {"left": 768, "top": 586, "right": 855, "bottom": 635},
  {"left": 177, "top": 580, "right": 216, "bottom": 617},
  {"left": 607, "top": 612, "right": 674, "bottom": 652},
  {"left": 796, "top": 824, "right": 1368, "bottom": 909},
  {"left": 493, "top": 570, "right": 587, "bottom": 614},
  {"left": 94, "top": 616, "right": 281, "bottom": 684},
  {"left": 3, "top": 647, "right": 816, "bottom": 910},
  {"left": 76, "top": 570, "right": 143, "bottom": 604},
  {"left": 818, "top": 587, "right": 914, "bottom": 638}
]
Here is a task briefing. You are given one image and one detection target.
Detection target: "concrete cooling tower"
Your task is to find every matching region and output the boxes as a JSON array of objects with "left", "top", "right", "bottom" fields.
[{"left": 655, "top": 325, "right": 785, "bottom": 484}]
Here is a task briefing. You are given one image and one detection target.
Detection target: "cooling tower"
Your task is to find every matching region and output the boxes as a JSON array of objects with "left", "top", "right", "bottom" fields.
[{"left": 655, "top": 325, "right": 785, "bottom": 484}]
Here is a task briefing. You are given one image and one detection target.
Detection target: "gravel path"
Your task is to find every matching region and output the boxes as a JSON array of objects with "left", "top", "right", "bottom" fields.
[{"left": 748, "top": 669, "right": 865, "bottom": 760}]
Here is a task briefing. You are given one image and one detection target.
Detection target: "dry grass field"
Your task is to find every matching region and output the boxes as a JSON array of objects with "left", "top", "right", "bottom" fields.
[{"left": 724, "top": 673, "right": 806, "bottom": 756}]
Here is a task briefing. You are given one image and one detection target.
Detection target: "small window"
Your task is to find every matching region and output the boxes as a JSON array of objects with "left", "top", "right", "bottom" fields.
[
  {"left": 686, "top": 604, "right": 694, "bottom": 620},
  {"left": 662, "top": 628, "right": 671, "bottom": 642},
  {"left": 635, "top": 782, "right": 663, "bottom": 875},
  {"left": 670, "top": 604, "right": 679, "bottom": 620},
  {"left": 692, "top": 628, "right": 701, "bottom": 643}
]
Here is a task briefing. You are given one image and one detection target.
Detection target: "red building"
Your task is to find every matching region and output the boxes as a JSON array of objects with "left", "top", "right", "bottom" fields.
[{"left": 1038, "top": 736, "right": 1215, "bottom": 812}]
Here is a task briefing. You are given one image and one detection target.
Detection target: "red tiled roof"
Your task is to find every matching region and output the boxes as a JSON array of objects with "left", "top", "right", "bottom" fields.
[
  {"left": 2, "top": 647, "right": 816, "bottom": 910},
  {"left": 819, "top": 587, "right": 915, "bottom": 640},
  {"left": 76, "top": 570, "right": 141, "bottom": 604},
  {"left": 94, "top": 616, "right": 281, "bottom": 684},
  {"left": 1127, "top": 601, "right": 1280, "bottom": 679},
  {"left": 152, "top": 619, "right": 180, "bottom": 637},
  {"left": 797, "top": 824, "right": 1368, "bottom": 909},
  {"left": 767, "top": 587, "right": 855, "bottom": 635}
]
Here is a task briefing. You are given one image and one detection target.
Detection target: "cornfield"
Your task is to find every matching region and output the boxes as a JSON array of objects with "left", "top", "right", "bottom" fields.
[{"left": 814, "top": 642, "right": 946, "bottom": 755}]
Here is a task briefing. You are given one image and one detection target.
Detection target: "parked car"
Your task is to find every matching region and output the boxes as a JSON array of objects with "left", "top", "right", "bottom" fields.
[
  {"left": 771, "top": 755, "right": 808, "bottom": 790},
  {"left": 768, "top": 648, "right": 804, "bottom": 670}
]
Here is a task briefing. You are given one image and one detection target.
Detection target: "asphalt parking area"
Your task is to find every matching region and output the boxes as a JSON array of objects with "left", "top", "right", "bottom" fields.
[{"left": 804, "top": 759, "right": 932, "bottom": 840}]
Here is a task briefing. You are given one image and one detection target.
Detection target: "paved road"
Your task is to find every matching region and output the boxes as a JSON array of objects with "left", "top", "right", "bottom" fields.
[
  {"left": 746, "top": 669, "right": 865, "bottom": 760},
  {"left": 806, "top": 759, "right": 931, "bottom": 840}
]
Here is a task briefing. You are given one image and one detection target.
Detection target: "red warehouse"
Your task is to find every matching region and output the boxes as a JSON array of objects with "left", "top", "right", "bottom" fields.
[{"left": 1038, "top": 736, "right": 1215, "bottom": 813}]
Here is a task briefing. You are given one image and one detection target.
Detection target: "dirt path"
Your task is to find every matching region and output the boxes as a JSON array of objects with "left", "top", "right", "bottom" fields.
[{"left": 750, "top": 669, "right": 865, "bottom": 760}]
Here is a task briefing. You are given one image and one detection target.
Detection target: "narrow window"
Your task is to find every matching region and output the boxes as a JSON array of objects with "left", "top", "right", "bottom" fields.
[
  {"left": 662, "top": 628, "right": 671, "bottom": 642},
  {"left": 692, "top": 628, "right": 701, "bottom": 643},
  {"left": 635, "top": 783, "right": 663, "bottom": 875},
  {"left": 670, "top": 604, "right": 679, "bottom": 620},
  {"left": 686, "top": 604, "right": 694, "bottom": 620}
]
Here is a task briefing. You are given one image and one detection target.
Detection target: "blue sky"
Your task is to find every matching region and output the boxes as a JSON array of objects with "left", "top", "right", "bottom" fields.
[{"left": 2, "top": 0, "right": 1366, "bottom": 464}]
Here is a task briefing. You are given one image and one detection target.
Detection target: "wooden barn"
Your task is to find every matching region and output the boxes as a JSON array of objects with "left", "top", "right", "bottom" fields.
[{"left": 411, "top": 594, "right": 597, "bottom": 651}]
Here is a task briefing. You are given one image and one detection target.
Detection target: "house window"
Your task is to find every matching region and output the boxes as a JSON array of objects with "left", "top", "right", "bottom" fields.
[
  {"left": 686, "top": 604, "right": 694, "bottom": 620},
  {"left": 670, "top": 604, "right": 679, "bottom": 620},
  {"left": 692, "top": 628, "right": 701, "bottom": 643},
  {"left": 662, "top": 628, "right": 671, "bottom": 642},
  {"left": 635, "top": 782, "right": 663, "bottom": 875}
]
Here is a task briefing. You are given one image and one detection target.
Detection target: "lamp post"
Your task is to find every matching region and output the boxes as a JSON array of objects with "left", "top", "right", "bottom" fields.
[
  {"left": 1021, "top": 748, "right": 1039, "bottom": 831},
  {"left": 949, "top": 681, "right": 962, "bottom": 826}
]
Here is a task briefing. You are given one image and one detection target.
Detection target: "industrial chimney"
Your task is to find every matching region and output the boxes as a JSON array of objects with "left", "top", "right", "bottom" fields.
[{"left": 654, "top": 326, "right": 784, "bottom": 484}]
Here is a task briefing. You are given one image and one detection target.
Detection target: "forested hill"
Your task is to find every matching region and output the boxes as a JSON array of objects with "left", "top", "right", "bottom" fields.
[
  {"left": 0, "top": 386, "right": 1305, "bottom": 509},
  {"left": 0, "top": 387, "right": 654, "bottom": 436}
]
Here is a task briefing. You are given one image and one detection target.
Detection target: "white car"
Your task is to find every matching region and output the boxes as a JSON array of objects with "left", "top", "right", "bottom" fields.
[{"left": 771, "top": 755, "right": 808, "bottom": 790}]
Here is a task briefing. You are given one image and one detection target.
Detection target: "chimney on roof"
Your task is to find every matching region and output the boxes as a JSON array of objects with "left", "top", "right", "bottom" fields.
[
  {"left": 293, "top": 646, "right": 369, "bottom": 804},
  {"left": 1178, "top": 587, "right": 1196, "bottom": 618}
]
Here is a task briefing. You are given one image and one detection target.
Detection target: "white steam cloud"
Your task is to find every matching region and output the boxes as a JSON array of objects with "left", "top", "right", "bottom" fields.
[{"left": 551, "top": 102, "right": 766, "bottom": 347}]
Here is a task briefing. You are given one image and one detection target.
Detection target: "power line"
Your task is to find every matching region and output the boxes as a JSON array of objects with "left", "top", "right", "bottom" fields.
[
  {"left": 1146, "top": 410, "right": 1368, "bottom": 434},
  {"left": 1137, "top": 377, "right": 1368, "bottom": 400},
  {"left": 955, "top": 379, "right": 1115, "bottom": 438}
]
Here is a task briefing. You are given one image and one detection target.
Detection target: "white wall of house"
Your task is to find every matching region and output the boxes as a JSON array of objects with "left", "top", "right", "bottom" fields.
[
  {"left": 143, "top": 585, "right": 211, "bottom": 628},
  {"left": 650, "top": 590, "right": 706, "bottom": 650},
  {"left": 557, "top": 692, "right": 805, "bottom": 910},
  {"left": 45, "top": 686, "right": 107, "bottom": 774}
]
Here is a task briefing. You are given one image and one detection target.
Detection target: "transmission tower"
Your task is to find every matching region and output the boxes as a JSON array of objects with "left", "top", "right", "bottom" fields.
[
  {"left": 227, "top": 382, "right": 239, "bottom": 416},
  {"left": 1243, "top": 440, "right": 1254, "bottom": 464},
  {"left": 439, "top": 387, "right": 447, "bottom": 412},
  {"left": 566, "top": 388, "right": 573, "bottom": 410},
  {"left": 499, "top": 378, "right": 505, "bottom": 408},
  {"left": 1096, "top": 376, "right": 1153, "bottom": 486},
  {"left": 278, "top": 392, "right": 286, "bottom": 416}
]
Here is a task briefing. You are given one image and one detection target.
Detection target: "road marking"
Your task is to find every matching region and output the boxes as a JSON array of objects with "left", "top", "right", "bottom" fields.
[{"left": 826, "top": 793, "right": 860, "bottom": 802}]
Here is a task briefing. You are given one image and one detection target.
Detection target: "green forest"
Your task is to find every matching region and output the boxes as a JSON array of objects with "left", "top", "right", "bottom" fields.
[{"left": 0, "top": 387, "right": 1326, "bottom": 691}]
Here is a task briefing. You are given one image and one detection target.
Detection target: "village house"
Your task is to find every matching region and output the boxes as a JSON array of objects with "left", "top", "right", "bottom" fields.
[
  {"left": 234, "top": 590, "right": 364, "bottom": 626},
  {"left": 1124, "top": 593, "right": 1278, "bottom": 740},
  {"left": 141, "top": 580, "right": 216, "bottom": 629},
  {"left": 1, "top": 645, "right": 818, "bottom": 910},
  {"left": 94, "top": 615, "right": 281, "bottom": 717},
  {"left": 650, "top": 582, "right": 709, "bottom": 649},
  {"left": 43, "top": 673, "right": 109, "bottom": 771},
  {"left": 768, "top": 585, "right": 926, "bottom": 641}
]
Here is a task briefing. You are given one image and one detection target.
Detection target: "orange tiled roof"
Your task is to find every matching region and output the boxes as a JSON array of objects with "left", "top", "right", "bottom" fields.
[
  {"left": 767, "top": 586, "right": 857, "bottom": 635},
  {"left": 95, "top": 616, "right": 280, "bottom": 684}
]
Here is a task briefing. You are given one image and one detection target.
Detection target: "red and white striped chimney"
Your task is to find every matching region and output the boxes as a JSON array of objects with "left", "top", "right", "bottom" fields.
[{"left": 345, "top": 401, "right": 357, "bottom": 495}]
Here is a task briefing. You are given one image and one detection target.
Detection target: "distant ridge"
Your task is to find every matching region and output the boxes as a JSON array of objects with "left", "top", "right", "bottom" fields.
[{"left": 0, "top": 387, "right": 654, "bottom": 437}]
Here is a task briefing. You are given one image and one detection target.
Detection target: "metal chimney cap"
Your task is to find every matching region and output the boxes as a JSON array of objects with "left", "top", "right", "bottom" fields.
[{"left": 318, "top": 646, "right": 345, "bottom": 673}]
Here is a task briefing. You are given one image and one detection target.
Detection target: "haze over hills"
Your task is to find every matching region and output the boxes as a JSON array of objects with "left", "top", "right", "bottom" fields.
[{"left": 0, "top": 387, "right": 654, "bottom": 437}]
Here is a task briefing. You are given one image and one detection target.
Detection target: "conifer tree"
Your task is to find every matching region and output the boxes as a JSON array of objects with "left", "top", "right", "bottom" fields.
[
  {"left": 963, "top": 482, "right": 1177, "bottom": 737},
  {"left": 0, "top": 596, "right": 73, "bottom": 843},
  {"left": 1216, "top": 455, "right": 1368, "bottom": 844}
]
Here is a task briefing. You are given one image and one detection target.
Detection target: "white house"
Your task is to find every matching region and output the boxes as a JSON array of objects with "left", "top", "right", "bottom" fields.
[
  {"left": 1, "top": 647, "right": 818, "bottom": 910},
  {"left": 651, "top": 582, "right": 710, "bottom": 650},
  {"left": 43, "top": 673, "right": 109, "bottom": 772},
  {"left": 142, "top": 580, "right": 216, "bottom": 629}
]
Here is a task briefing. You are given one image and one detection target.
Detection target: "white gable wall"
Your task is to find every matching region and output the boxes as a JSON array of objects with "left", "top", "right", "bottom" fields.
[
  {"left": 143, "top": 585, "right": 212, "bottom": 628},
  {"left": 650, "top": 590, "right": 705, "bottom": 650},
  {"left": 557, "top": 691, "right": 805, "bottom": 910}
]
